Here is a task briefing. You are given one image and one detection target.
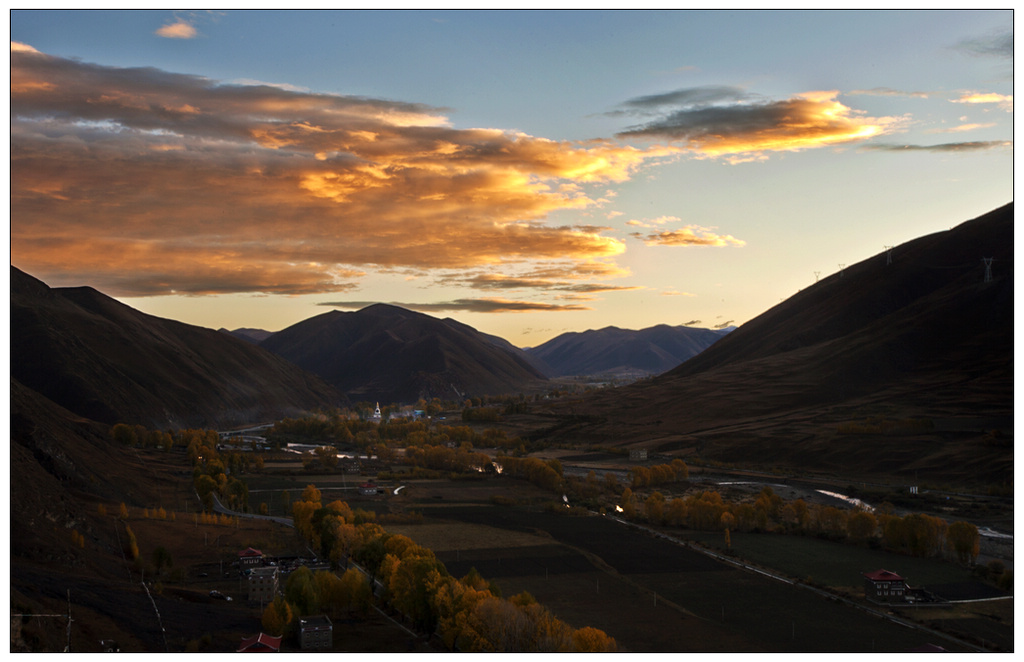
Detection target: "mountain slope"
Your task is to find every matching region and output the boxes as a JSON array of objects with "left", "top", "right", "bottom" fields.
[
  {"left": 541, "top": 203, "right": 1013, "bottom": 487},
  {"left": 527, "top": 324, "right": 729, "bottom": 377},
  {"left": 11, "top": 267, "right": 343, "bottom": 428},
  {"left": 259, "top": 303, "right": 548, "bottom": 404}
]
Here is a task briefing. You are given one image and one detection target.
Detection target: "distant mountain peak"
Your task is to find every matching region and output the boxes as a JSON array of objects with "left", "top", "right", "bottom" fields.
[{"left": 259, "top": 305, "right": 547, "bottom": 404}]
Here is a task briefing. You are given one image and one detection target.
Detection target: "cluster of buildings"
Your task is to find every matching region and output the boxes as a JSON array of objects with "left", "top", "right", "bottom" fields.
[{"left": 236, "top": 547, "right": 335, "bottom": 652}]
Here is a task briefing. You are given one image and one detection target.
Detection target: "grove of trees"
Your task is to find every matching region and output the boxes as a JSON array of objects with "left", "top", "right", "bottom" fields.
[{"left": 279, "top": 484, "right": 616, "bottom": 652}]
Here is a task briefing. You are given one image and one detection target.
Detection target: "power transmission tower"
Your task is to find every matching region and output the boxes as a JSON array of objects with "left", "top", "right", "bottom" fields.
[
  {"left": 982, "top": 257, "right": 994, "bottom": 282},
  {"left": 814, "top": 271, "right": 820, "bottom": 283},
  {"left": 884, "top": 246, "right": 893, "bottom": 265},
  {"left": 838, "top": 264, "right": 846, "bottom": 278}
]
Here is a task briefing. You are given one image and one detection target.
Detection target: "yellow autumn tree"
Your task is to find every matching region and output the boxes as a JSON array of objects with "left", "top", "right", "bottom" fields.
[
  {"left": 572, "top": 626, "right": 617, "bottom": 652},
  {"left": 261, "top": 595, "right": 294, "bottom": 637},
  {"left": 946, "top": 521, "right": 980, "bottom": 565}
]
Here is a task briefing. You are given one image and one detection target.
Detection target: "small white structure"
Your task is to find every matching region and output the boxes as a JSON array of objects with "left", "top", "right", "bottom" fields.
[{"left": 373, "top": 402, "right": 382, "bottom": 420}]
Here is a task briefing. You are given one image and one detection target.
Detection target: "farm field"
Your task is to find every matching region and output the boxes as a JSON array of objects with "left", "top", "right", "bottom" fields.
[{"left": 385, "top": 498, "right": 990, "bottom": 652}]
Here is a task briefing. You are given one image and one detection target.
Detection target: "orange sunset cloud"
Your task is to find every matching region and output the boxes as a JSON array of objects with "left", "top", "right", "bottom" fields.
[{"left": 11, "top": 45, "right": 668, "bottom": 298}]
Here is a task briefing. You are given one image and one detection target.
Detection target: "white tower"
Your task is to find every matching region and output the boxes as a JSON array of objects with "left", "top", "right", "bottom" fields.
[{"left": 373, "top": 402, "right": 381, "bottom": 420}]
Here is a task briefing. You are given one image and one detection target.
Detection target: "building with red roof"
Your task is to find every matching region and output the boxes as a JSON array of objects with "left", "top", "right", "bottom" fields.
[
  {"left": 237, "top": 632, "right": 282, "bottom": 652},
  {"left": 239, "top": 547, "right": 264, "bottom": 569},
  {"left": 863, "top": 569, "right": 907, "bottom": 602}
]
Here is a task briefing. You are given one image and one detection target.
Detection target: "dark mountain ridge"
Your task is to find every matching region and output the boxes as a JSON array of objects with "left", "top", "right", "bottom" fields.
[
  {"left": 540, "top": 203, "right": 1013, "bottom": 487},
  {"left": 11, "top": 266, "right": 343, "bottom": 429},
  {"left": 527, "top": 323, "right": 730, "bottom": 377},
  {"left": 259, "top": 303, "right": 548, "bottom": 404},
  {"left": 223, "top": 327, "right": 275, "bottom": 344}
]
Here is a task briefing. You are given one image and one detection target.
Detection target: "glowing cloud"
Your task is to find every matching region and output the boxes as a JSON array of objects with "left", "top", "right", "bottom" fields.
[
  {"left": 10, "top": 45, "right": 671, "bottom": 297},
  {"left": 951, "top": 92, "right": 1013, "bottom": 112},
  {"left": 616, "top": 88, "right": 901, "bottom": 158},
  {"left": 155, "top": 19, "right": 198, "bottom": 39}
]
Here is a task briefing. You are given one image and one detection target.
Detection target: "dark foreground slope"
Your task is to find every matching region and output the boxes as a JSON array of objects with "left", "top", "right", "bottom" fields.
[
  {"left": 11, "top": 267, "right": 343, "bottom": 429},
  {"left": 527, "top": 324, "right": 729, "bottom": 377},
  {"left": 260, "top": 304, "right": 548, "bottom": 404},
  {"left": 540, "top": 203, "right": 1013, "bottom": 488}
]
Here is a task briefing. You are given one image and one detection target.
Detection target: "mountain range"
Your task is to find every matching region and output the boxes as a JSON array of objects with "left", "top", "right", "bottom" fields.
[
  {"left": 525, "top": 324, "right": 731, "bottom": 378},
  {"left": 539, "top": 202, "right": 1013, "bottom": 487},
  {"left": 9, "top": 199, "right": 1015, "bottom": 489}
]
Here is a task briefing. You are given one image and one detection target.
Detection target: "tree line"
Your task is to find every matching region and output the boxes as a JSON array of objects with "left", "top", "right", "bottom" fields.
[
  {"left": 616, "top": 485, "right": 983, "bottom": 567},
  {"left": 282, "top": 485, "right": 616, "bottom": 652}
]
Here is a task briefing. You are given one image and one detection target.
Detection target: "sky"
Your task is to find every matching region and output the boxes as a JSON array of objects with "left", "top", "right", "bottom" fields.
[{"left": 9, "top": 9, "right": 1014, "bottom": 347}]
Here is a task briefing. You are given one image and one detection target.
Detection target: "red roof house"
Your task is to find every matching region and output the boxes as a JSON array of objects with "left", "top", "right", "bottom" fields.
[
  {"left": 239, "top": 547, "right": 264, "bottom": 568},
  {"left": 863, "top": 569, "right": 907, "bottom": 602},
  {"left": 237, "top": 633, "right": 282, "bottom": 652}
]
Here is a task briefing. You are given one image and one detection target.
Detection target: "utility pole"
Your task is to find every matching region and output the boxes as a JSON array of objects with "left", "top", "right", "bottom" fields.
[
  {"left": 983, "top": 257, "right": 994, "bottom": 283},
  {"left": 65, "top": 590, "right": 72, "bottom": 653}
]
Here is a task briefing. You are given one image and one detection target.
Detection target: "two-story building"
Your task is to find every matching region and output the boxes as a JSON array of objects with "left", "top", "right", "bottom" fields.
[
  {"left": 299, "top": 615, "right": 333, "bottom": 650},
  {"left": 863, "top": 569, "right": 907, "bottom": 602}
]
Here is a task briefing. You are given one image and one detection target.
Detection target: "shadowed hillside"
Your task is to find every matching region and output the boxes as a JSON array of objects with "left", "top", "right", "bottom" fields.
[
  {"left": 539, "top": 203, "right": 1013, "bottom": 488},
  {"left": 259, "top": 304, "right": 548, "bottom": 404},
  {"left": 11, "top": 267, "right": 343, "bottom": 429}
]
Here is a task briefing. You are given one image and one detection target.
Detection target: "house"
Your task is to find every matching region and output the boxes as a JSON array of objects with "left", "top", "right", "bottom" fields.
[
  {"left": 239, "top": 547, "right": 264, "bottom": 569},
  {"left": 299, "top": 615, "right": 333, "bottom": 650},
  {"left": 863, "top": 569, "right": 907, "bottom": 602},
  {"left": 629, "top": 449, "right": 648, "bottom": 461},
  {"left": 237, "top": 632, "right": 282, "bottom": 652},
  {"left": 359, "top": 482, "right": 378, "bottom": 496},
  {"left": 248, "top": 566, "right": 279, "bottom": 605}
]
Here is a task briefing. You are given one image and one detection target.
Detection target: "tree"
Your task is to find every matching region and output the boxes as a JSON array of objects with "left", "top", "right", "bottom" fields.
[
  {"left": 847, "top": 511, "right": 877, "bottom": 543},
  {"left": 300, "top": 484, "right": 322, "bottom": 505},
  {"left": 285, "top": 565, "right": 319, "bottom": 616},
  {"left": 644, "top": 492, "right": 665, "bottom": 524},
  {"left": 123, "top": 524, "right": 140, "bottom": 561},
  {"left": 338, "top": 567, "right": 372, "bottom": 616},
  {"left": 671, "top": 458, "right": 689, "bottom": 480},
  {"left": 946, "top": 521, "right": 980, "bottom": 565},
  {"left": 111, "top": 423, "right": 138, "bottom": 446},
  {"left": 572, "top": 626, "right": 617, "bottom": 652},
  {"left": 261, "top": 595, "right": 294, "bottom": 637},
  {"left": 620, "top": 488, "right": 636, "bottom": 519},
  {"left": 388, "top": 554, "right": 449, "bottom": 631}
]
